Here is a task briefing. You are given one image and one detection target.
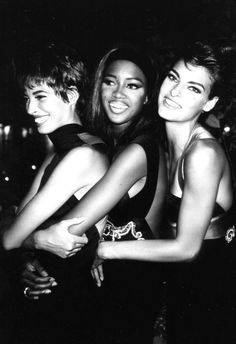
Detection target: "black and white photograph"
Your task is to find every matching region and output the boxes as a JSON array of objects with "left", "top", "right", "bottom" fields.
[{"left": 0, "top": 0, "right": 235, "bottom": 343}]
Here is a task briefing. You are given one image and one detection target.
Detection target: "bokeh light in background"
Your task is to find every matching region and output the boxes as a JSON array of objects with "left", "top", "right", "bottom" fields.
[{"left": 0, "top": 0, "right": 235, "bottom": 210}]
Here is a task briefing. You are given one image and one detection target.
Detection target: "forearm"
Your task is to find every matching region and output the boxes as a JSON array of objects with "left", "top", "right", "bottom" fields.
[{"left": 98, "top": 239, "right": 200, "bottom": 263}]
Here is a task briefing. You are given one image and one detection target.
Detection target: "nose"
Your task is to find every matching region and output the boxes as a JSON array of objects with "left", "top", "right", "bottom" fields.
[
  {"left": 112, "top": 85, "right": 125, "bottom": 99},
  {"left": 26, "top": 98, "right": 37, "bottom": 115},
  {"left": 170, "top": 83, "right": 181, "bottom": 97}
]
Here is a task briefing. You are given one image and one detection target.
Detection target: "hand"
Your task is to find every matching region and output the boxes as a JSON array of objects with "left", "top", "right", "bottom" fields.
[
  {"left": 21, "top": 258, "right": 57, "bottom": 300},
  {"left": 91, "top": 254, "right": 104, "bottom": 287},
  {"left": 35, "top": 217, "right": 88, "bottom": 259}
]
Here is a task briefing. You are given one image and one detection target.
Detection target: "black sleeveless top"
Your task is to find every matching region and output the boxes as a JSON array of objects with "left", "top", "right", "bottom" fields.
[
  {"left": 103, "top": 134, "right": 160, "bottom": 241},
  {"left": 35, "top": 124, "right": 105, "bottom": 284}
]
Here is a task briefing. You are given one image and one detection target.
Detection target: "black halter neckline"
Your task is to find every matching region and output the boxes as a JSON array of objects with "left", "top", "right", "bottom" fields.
[{"left": 49, "top": 123, "right": 85, "bottom": 153}]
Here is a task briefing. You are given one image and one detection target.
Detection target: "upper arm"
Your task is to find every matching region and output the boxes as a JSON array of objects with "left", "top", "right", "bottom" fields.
[
  {"left": 64, "top": 143, "right": 148, "bottom": 235},
  {"left": 17, "top": 152, "right": 55, "bottom": 213},
  {"left": 3, "top": 146, "right": 108, "bottom": 249},
  {"left": 176, "top": 142, "right": 223, "bottom": 258}
]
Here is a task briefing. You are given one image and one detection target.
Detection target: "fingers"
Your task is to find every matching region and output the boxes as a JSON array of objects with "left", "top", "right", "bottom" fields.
[
  {"left": 23, "top": 286, "right": 52, "bottom": 300},
  {"left": 91, "top": 267, "right": 102, "bottom": 287},
  {"left": 62, "top": 235, "right": 88, "bottom": 258},
  {"left": 74, "top": 234, "right": 88, "bottom": 245},
  {"left": 97, "top": 264, "right": 104, "bottom": 282},
  {"left": 62, "top": 217, "right": 85, "bottom": 229},
  {"left": 21, "top": 259, "right": 58, "bottom": 299},
  {"left": 66, "top": 248, "right": 81, "bottom": 258},
  {"left": 32, "top": 260, "right": 50, "bottom": 277},
  {"left": 91, "top": 263, "right": 104, "bottom": 287}
]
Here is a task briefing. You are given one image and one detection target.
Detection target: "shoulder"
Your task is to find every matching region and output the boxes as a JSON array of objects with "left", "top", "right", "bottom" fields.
[
  {"left": 57, "top": 143, "right": 109, "bottom": 176},
  {"left": 185, "top": 138, "right": 225, "bottom": 175},
  {"left": 128, "top": 133, "right": 160, "bottom": 157}
]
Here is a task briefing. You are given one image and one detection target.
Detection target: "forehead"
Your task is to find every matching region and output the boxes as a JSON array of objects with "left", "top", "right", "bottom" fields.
[
  {"left": 24, "top": 81, "right": 54, "bottom": 94},
  {"left": 173, "top": 59, "right": 214, "bottom": 88},
  {"left": 105, "top": 59, "right": 147, "bottom": 82}
]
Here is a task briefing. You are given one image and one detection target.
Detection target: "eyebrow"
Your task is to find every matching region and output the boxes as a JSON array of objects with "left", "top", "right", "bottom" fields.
[
  {"left": 171, "top": 69, "right": 206, "bottom": 91},
  {"left": 105, "top": 73, "right": 145, "bottom": 84},
  {"left": 31, "top": 90, "right": 48, "bottom": 95}
]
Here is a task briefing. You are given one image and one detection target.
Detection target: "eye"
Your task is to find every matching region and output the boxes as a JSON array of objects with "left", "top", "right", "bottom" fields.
[
  {"left": 126, "top": 83, "right": 141, "bottom": 90},
  {"left": 102, "top": 77, "right": 115, "bottom": 86},
  {"left": 188, "top": 86, "right": 201, "bottom": 94},
  {"left": 35, "top": 94, "right": 46, "bottom": 100},
  {"left": 167, "top": 72, "right": 177, "bottom": 82}
]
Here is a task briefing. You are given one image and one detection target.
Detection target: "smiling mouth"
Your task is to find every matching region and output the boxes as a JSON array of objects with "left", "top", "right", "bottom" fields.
[
  {"left": 109, "top": 101, "right": 128, "bottom": 114},
  {"left": 34, "top": 116, "right": 49, "bottom": 125},
  {"left": 163, "top": 97, "right": 181, "bottom": 109}
]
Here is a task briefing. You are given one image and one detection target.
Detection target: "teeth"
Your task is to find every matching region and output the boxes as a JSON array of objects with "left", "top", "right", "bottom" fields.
[
  {"left": 164, "top": 98, "right": 180, "bottom": 109},
  {"left": 34, "top": 116, "right": 48, "bottom": 124},
  {"left": 109, "top": 101, "right": 128, "bottom": 113}
]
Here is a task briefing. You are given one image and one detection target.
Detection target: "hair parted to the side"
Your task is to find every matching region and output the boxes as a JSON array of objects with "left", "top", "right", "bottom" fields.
[
  {"left": 162, "top": 40, "right": 236, "bottom": 119},
  {"left": 16, "top": 43, "right": 89, "bottom": 117},
  {"left": 85, "top": 44, "right": 161, "bottom": 149}
]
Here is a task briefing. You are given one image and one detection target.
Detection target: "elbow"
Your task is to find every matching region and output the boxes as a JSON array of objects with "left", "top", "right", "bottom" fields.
[
  {"left": 179, "top": 246, "right": 200, "bottom": 262},
  {"left": 1, "top": 233, "right": 20, "bottom": 251},
  {"left": 181, "top": 251, "right": 198, "bottom": 262},
  {"left": 174, "top": 242, "right": 201, "bottom": 262}
]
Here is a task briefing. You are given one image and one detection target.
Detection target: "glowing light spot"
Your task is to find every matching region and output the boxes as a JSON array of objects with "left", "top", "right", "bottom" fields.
[
  {"left": 4, "top": 176, "right": 9, "bottom": 182},
  {"left": 224, "top": 126, "right": 230, "bottom": 133},
  {"left": 31, "top": 165, "right": 37, "bottom": 170}
]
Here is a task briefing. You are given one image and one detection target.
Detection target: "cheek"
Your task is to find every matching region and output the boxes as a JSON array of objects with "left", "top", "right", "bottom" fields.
[
  {"left": 100, "top": 93, "right": 108, "bottom": 108},
  {"left": 131, "top": 98, "right": 144, "bottom": 115}
]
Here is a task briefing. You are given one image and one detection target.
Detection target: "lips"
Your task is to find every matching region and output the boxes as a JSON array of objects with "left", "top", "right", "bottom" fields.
[
  {"left": 163, "top": 97, "right": 181, "bottom": 109},
  {"left": 109, "top": 101, "right": 128, "bottom": 114},
  {"left": 34, "top": 115, "right": 49, "bottom": 125}
]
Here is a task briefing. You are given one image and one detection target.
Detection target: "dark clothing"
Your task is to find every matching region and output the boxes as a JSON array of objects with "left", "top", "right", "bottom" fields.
[
  {"left": 165, "top": 192, "right": 236, "bottom": 343},
  {"left": 98, "top": 134, "right": 163, "bottom": 344},
  {"left": 16, "top": 124, "right": 104, "bottom": 344}
]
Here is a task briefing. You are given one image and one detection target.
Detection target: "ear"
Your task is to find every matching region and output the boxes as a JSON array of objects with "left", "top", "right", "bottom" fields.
[
  {"left": 203, "top": 96, "right": 219, "bottom": 113},
  {"left": 67, "top": 87, "right": 79, "bottom": 105}
]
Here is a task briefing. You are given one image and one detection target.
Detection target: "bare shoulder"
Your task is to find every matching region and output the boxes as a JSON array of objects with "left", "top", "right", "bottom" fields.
[
  {"left": 185, "top": 138, "right": 225, "bottom": 173},
  {"left": 56, "top": 135, "right": 109, "bottom": 179},
  {"left": 116, "top": 142, "right": 147, "bottom": 160}
]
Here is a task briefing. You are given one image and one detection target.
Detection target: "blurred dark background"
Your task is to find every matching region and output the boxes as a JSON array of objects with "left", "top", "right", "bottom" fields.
[
  {"left": 0, "top": 0, "right": 235, "bottom": 209},
  {"left": 0, "top": 1, "right": 235, "bottom": 343}
]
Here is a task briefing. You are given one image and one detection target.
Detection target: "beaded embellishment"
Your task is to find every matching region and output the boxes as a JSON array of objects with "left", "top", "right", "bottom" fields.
[
  {"left": 225, "top": 225, "right": 236, "bottom": 243},
  {"left": 103, "top": 220, "right": 145, "bottom": 241}
]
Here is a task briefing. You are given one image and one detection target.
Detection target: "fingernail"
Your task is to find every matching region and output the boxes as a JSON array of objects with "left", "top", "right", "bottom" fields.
[{"left": 51, "top": 281, "right": 58, "bottom": 287}]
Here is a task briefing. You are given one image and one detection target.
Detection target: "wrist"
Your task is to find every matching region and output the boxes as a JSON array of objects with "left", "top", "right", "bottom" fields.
[
  {"left": 98, "top": 241, "right": 117, "bottom": 260},
  {"left": 33, "top": 230, "right": 44, "bottom": 250}
]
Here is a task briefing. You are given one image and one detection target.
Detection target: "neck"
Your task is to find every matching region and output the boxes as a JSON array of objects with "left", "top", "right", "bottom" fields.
[
  {"left": 165, "top": 121, "right": 199, "bottom": 158},
  {"left": 70, "top": 113, "right": 83, "bottom": 126}
]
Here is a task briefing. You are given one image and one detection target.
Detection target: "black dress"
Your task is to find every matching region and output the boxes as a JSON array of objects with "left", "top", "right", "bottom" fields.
[
  {"left": 16, "top": 124, "right": 104, "bottom": 344},
  {"left": 97, "top": 134, "right": 164, "bottom": 344},
  {"left": 165, "top": 193, "right": 236, "bottom": 344}
]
